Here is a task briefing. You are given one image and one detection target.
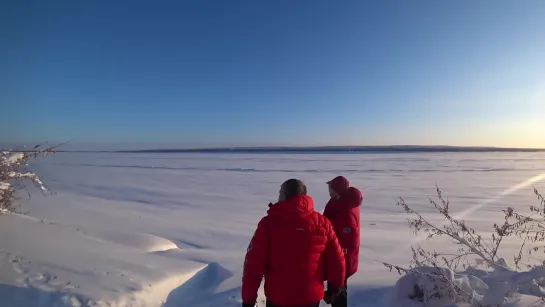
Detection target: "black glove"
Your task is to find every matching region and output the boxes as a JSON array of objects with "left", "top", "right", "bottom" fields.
[
  {"left": 324, "top": 286, "right": 347, "bottom": 304},
  {"left": 323, "top": 288, "right": 337, "bottom": 304},
  {"left": 242, "top": 302, "right": 255, "bottom": 307}
]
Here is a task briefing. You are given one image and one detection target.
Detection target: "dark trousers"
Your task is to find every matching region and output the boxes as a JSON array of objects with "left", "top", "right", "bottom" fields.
[
  {"left": 265, "top": 300, "right": 319, "bottom": 307},
  {"left": 265, "top": 279, "right": 347, "bottom": 307}
]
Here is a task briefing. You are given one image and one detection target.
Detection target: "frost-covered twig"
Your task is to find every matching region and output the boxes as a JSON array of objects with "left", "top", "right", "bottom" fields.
[
  {"left": 398, "top": 187, "right": 542, "bottom": 274},
  {"left": 0, "top": 143, "right": 59, "bottom": 215},
  {"left": 386, "top": 187, "right": 545, "bottom": 306},
  {"left": 380, "top": 261, "right": 483, "bottom": 306}
]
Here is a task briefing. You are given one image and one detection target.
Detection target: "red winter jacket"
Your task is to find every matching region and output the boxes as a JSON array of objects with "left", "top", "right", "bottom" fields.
[
  {"left": 241, "top": 195, "right": 346, "bottom": 306},
  {"left": 323, "top": 187, "right": 362, "bottom": 278}
]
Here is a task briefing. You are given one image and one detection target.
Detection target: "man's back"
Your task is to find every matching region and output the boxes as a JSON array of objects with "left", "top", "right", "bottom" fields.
[{"left": 242, "top": 195, "right": 346, "bottom": 307}]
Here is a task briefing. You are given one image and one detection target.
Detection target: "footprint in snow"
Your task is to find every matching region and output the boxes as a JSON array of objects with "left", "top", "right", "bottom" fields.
[
  {"left": 12, "top": 256, "right": 30, "bottom": 275},
  {"left": 7, "top": 253, "right": 79, "bottom": 292}
]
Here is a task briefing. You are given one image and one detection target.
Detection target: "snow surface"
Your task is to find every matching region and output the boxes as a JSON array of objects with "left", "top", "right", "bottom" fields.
[{"left": 1, "top": 151, "right": 545, "bottom": 307}]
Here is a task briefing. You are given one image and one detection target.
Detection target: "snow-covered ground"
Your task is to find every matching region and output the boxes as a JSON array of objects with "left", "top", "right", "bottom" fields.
[{"left": 1, "top": 151, "right": 545, "bottom": 307}]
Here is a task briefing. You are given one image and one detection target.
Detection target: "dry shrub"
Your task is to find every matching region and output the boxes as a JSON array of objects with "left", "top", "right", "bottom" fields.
[
  {"left": 382, "top": 187, "right": 545, "bottom": 307},
  {"left": 0, "top": 143, "right": 61, "bottom": 215}
]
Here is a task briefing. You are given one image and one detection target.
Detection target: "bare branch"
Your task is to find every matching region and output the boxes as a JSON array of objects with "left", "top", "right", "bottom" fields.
[
  {"left": 387, "top": 187, "right": 545, "bottom": 306},
  {"left": 1, "top": 143, "right": 60, "bottom": 215}
]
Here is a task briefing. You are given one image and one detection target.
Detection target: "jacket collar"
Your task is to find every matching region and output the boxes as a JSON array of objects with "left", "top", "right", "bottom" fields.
[{"left": 267, "top": 195, "right": 315, "bottom": 218}]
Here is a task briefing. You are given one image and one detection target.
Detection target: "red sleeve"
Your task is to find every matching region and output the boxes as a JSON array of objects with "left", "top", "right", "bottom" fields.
[
  {"left": 241, "top": 217, "right": 269, "bottom": 304},
  {"left": 324, "top": 219, "right": 346, "bottom": 292},
  {"left": 323, "top": 199, "right": 333, "bottom": 218},
  {"left": 332, "top": 211, "right": 358, "bottom": 259}
]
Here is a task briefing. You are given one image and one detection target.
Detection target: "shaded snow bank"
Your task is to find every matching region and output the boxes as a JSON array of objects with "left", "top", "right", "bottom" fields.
[
  {"left": 390, "top": 265, "right": 545, "bottom": 307},
  {"left": 0, "top": 212, "right": 217, "bottom": 307}
]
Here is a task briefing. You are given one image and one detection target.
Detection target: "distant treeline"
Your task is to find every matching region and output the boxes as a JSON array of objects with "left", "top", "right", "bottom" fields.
[{"left": 105, "top": 146, "right": 545, "bottom": 154}]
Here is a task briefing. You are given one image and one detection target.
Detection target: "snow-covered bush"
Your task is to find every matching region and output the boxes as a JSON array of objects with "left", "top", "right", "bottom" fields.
[
  {"left": 0, "top": 144, "right": 58, "bottom": 215},
  {"left": 383, "top": 187, "right": 545, "bottom": 307}
]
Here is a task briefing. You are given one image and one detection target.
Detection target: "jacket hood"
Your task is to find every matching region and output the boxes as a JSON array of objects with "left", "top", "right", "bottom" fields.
[
  {"left": 267, "top": 195, "right": 315, "bottom": 219},
  {"left": 334, "top": 187, "right": 363, "bottom": 209},
  {"left": 323, "top": 187, "right": 362, "bottom": 219},
  {"left": 342, "top": 187, "right": 363, "bottom": 208},
  {"left": 328, "top": 176, "right": 350, "bottom": 195}
]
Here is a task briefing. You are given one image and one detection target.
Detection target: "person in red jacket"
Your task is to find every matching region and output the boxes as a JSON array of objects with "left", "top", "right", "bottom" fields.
[
  {"left": 241, "top": 178, "right": 346, "bottom": 307},
  {"left": 323, "top": 176, "right": 362, "bottom": 307}
]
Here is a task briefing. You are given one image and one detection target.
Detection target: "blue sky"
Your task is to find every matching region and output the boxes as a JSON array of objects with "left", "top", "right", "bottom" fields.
[{"left": 2, "top": 0, "right": 544, "bottom": 148}]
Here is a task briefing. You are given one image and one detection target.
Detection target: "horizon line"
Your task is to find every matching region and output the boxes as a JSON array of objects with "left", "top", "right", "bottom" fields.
[{"left": 54, "top": 144, "right": 545, "bottom": 153}]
